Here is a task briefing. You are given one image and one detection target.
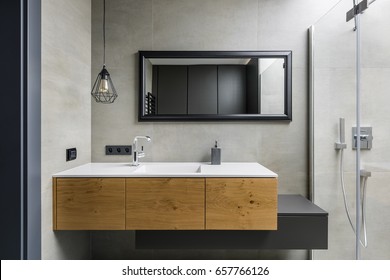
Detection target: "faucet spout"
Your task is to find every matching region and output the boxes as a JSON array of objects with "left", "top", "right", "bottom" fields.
[{"left": 132, "top": 136, "right": 151, "bottom": 166}]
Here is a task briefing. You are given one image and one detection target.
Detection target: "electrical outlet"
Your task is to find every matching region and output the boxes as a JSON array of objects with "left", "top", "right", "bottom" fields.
[
  {"left": 105, "top": 145, "right": 132, "bottom": 155},
  {"left": 66, "top": 148, "right": 77, "bottom": 161}
]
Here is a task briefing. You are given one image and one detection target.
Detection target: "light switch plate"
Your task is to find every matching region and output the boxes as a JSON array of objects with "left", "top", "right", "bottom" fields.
[{"left": 66, "top": 148, "right": 77, "bottom": 161}]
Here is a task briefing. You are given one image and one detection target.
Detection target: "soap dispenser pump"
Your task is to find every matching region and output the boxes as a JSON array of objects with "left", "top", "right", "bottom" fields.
[{"left": 211, "top": 141, "right": 221, "bottom": 165}]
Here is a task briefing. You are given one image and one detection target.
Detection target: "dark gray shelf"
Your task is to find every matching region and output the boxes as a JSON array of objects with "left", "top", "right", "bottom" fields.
[
  {"left": 278, "top": 194, "right": 328, "bottom": 216},
  {"left": 135, "top": 195, "right": 328, "bottom": 250}
]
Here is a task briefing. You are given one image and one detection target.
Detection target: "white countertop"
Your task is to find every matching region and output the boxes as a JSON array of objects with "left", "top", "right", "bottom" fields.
[{"left": 53, "top": 162, "right": 278, "bottom": 178}]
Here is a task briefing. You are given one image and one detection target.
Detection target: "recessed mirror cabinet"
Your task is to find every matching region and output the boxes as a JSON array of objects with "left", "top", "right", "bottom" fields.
[{"left": 139, "top": 51, "right": 292, "bottom": 121}]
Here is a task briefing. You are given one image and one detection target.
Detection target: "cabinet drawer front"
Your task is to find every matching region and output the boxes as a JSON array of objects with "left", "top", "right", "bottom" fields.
[
  {"left": 126, "top": 178, "right": 205, "bottom": 230},
  {"left": 206, "top": 178, "right": 277, "bottom": 230},
  {"left": 54, "top": 178, "right": 125, "bottom": 230}
]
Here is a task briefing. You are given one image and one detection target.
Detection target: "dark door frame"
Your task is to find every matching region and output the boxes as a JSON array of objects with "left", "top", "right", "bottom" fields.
[{"left": 0, "top": 0, "right": 41, "bottom": 260}]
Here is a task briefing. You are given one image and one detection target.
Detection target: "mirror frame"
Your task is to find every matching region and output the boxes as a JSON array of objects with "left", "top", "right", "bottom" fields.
[{"left": 139, "top": 50, "right": 292, "bottom": 121}]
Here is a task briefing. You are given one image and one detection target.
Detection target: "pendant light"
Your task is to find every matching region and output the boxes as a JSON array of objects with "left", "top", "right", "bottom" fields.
[{"left": 91, "top": 0, "right": 118, "bottom": 103}]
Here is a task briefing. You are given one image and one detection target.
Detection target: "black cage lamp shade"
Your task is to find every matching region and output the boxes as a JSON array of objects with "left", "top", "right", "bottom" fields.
[
  {"left": 91, "top": 0, "right": 117, "bottom": 104},
  {"left": 91, "top": 65, "right": 117, "bottom": 103}
]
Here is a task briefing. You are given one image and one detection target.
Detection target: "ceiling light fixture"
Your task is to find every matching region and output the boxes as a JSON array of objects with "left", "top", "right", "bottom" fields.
[{"left": 91, "top": 0, "right": 117, "bottom": 104}]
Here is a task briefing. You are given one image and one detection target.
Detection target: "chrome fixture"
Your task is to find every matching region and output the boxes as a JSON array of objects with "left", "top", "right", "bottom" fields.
[
  {"left": 132, "top": 136, "right": 151, "bottom": 166},
  {"left": 346, "top": 0, "right": 376, "bottom": 30},
  {"left": 91, "top": 0, "right": 118, "bottom": 104},
  {"left": 335, "top": 118, "right": 370, "bottom": 250},
  {"left": 352, "top": 127, "right": 373, "bottom": 150},
  {"left": 335, "top": 118, "right": 347, "bottom": 150}
]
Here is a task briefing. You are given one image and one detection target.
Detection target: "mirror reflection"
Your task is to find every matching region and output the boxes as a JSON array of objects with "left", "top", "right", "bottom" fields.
[
  {"left": 259, "top": 58, "right": 285, "bottom": 114},
  {"left": 140, "top": 51, "right": 292, "bottom": 121}
]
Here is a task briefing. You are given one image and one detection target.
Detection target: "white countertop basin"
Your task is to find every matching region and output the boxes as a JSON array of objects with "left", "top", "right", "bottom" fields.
[
  {"left": 53, "top": 162, "right": 278, "bottom": 178},
  {"left": 133, "top": 163, "right": 201, "bottom": 174}
]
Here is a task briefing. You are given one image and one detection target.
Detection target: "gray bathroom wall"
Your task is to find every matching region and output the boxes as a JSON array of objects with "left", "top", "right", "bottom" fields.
[
  {"left": 41, "top": 0, "right": 91, "bottom": 259},
  {"left": 90, "top": 0, "right": 339, "bottom": 260},
  {"left": 313, "top": 0, "right": 390, "bottom": 260}
]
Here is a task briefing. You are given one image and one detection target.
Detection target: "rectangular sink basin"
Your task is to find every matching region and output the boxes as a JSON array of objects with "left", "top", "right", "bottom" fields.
[{"left": 133, "top": 163, "right": 201, "bottom": 174}]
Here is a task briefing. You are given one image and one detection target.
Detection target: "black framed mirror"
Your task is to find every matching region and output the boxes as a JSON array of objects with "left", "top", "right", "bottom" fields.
[{"left": 139, "top": 51, "right": 292, "bottom": 121}]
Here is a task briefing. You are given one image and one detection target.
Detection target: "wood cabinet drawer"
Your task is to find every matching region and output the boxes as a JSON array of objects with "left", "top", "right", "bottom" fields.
[
  {"left": 206, "top": 178, "right": 277, "bottom": 230},
  {"left": 126, "top": 178, "right": 205, "bottom": 230},
  {"left": 53, "top": 178, "right": 125, "bottom": 230}
]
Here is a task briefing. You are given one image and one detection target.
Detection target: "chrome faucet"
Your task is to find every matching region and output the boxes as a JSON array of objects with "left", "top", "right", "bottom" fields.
[{"left": 132, "top": 136, "right": 151, "bottom": 166}]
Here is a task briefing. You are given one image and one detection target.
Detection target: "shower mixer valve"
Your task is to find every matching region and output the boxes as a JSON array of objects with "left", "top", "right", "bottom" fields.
[{"left": 352, "top": 127, "right": 373, "bottom": 150}]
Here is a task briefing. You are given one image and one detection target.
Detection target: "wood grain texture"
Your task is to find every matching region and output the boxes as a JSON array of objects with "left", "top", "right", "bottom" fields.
[
  {"left": 55, "top": 178, "right": 125, "bottom": 230},
  {"left": 53, "top": 179, "right": 57, "bottom": 230},
  {"left": 126, "top": 178, "right": 205, "bottom": 230},
  {"left": 206, "top": 178, "right": 277, "bottom": 230}
]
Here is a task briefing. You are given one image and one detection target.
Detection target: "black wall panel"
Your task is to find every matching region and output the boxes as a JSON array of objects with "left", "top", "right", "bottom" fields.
[
  {"left": 157, "top": 66, "right": 188, "bottom": 114},
  {"left": 246, "top": 58, "right": 259, "bottom": 114},
  {"left": 218, "top": 65, "right": 246, "bottom": 114},
  {"left": 188, "top": 65, "right": 218, "bottom": 114},
  {"left": 0, "top": 0, "right": 23, "bottom": 260}
]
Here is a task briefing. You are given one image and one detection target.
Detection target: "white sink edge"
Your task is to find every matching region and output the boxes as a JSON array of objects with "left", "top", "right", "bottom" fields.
[
  {"left": 53, "top": 162, "right": 278, "bottom": 178},
  {"left": 133, "top": 164, "right": 202, "bottom": 174}
]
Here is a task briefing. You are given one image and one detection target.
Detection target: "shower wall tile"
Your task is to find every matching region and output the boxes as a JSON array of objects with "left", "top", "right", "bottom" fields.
[
  {"left": 360, "top": 68, "right": 390, "bottom": 165},
  {"left": 152, "top": 0, "right": 258, "bottom": 50},
  {"left": 314, "top": 171, "right": 356, "bottom": 260},
  {"left": 257, "top": 0, "right": 340, "bottom": 68},
  {"left": 361, "top": 0, "right": 390, "bottom": 68},
  {"left": 313, "top": 0, "right": 356, "bottom": 69},
  {"left": 360, "top": 172, "right": 390, "bottom": 260},
  {"left": 151, "top": 123, "right": 260, "bottom": 162},
  {"left": 41, "top": 0, "right": 91, "bottom": 259},
  {"left": 314, "top": 68, "right": 356, "bottom": 172}
]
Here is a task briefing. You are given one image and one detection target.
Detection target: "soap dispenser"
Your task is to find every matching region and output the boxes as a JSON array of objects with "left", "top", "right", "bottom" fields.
[{"left": 211, "top": 141, "right": 221, "bottom": 165}]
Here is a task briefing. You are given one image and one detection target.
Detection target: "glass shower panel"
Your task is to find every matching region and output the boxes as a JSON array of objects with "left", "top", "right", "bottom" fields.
[
  {"left": 312, "top": 0, "right": 390, "bottom": 260},
  {"left": 359, "top": 0, "right": 390, "bottom": 260},
  {"left": 312, "top": 0, "right": 357, "bottom": 260}
]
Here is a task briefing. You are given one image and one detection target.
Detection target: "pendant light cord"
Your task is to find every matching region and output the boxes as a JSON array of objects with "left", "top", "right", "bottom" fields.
[{"left": 103, "top": 0, "right": 106, "bottom": 66}]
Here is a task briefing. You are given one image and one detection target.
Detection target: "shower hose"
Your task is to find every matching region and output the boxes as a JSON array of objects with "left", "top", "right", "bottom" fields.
[{"left": 340, "top": 148, "right": 368, "bottom": 247}]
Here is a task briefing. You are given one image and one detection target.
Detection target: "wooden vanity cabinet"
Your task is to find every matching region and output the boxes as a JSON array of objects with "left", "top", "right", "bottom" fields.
[
  {"left": 53, "top": 178, "right": 125, "bottom": 230},
  {"left": 125, "top": 178, "right": 205, "bottom": 230},
  {"left": 53, "top": 177, "right": 277, "bottom": 230},
  {"left": 206, "top": 178, "right": 277, "bottom": 230}
]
